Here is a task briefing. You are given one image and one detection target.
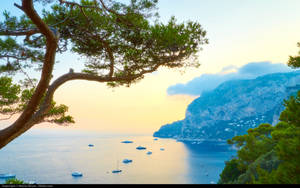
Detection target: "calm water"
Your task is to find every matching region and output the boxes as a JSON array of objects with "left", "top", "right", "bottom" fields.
[{"left": 0, "top": 129, "right": 235, "bottom": 184}]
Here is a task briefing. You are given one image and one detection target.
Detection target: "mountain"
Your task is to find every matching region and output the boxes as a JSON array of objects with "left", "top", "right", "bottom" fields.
[{"left": 153, "top": 71, "right": 300, "bottom": 142}]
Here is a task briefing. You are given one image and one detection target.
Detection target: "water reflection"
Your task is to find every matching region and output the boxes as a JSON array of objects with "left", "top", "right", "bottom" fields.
[{"left": 182, "top": 141, "right": 236, "bottom": 184}]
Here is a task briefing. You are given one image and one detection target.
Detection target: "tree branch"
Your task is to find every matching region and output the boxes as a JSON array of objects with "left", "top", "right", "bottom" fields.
[
  {"left": 0, "top": 55, "right": 27, "bottom": 60},
  {"left": 30, "top": 66, "right": 163, "bottom": 123},
  {"left": 0, "top": 28, "right": 40, "bottom": 37},
  {"left": 13, "top": 3, "right": 24, "bottom": 11},
  {"left": 91, "top": 34, "right": 115, "bottom": 77},
  {"left": 98, "top": 0, "right": 125, "bottom": 17},
  {"left": 58, "top": 0, "right": 98, "bottom": 20}
]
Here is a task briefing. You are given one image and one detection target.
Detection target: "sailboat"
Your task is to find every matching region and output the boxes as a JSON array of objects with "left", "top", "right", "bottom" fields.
[{"left": 112, "top": 160, "right": 122, "bottom": 174}]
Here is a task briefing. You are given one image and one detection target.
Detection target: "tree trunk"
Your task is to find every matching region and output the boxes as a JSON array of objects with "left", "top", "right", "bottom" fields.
[{"left": 0, "top": 0, "right": 58, "bottom": 150}]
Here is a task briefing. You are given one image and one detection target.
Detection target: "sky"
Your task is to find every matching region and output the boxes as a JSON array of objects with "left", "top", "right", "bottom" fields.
[{"left": 1, "top": 0, "right": 300, "bottom": 134}]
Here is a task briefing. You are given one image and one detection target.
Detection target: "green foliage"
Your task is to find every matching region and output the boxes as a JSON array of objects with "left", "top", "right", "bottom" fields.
[
  {"left": 40, "top": 0, "right": 208, "bottom": 87},
  {"left": 288, "top": 42, "right": 300, "bottom": 68},
  {"left": 288, "top": 56, "right": 300, "bottom": 68},
  {"left": 5, "top": 178, "right": 24, "bottom": 184},
  {"left": 218, "top": 159, "right": 245, "bottom": 184},
  {"left": 0, "top": 75, "right": 74, "bottom": 125},
  {"left": 227, "top": 123, "right": 275, "bottom": 166},
  {"left": 0, "top": 76, "right": 21, "bottom": 116},
  {"left": 235, "top": 150, "right": 281, "bottom": 184},
  {"left": 0, "top": 77, "right": 20, "bottom": 107},
  {"left": 220, "top": 90, "right": 300, "bottom": 184},
  {"left": 44, "top": 101, "right": 75, "bottom": 124},
  {"left": 279, "top": 90, "right": 300, "bottom": 126},
  {"left": 0, "top": 11, "right": 45, "bottom": 73}
]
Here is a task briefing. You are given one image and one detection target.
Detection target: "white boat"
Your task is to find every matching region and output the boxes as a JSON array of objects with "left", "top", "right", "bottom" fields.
[
  {"left": 112, "top": 170, "right": 122, "bottom": 174},
  {"left": 136, "top": 146, "right": 147, "bottom": 150},
  {"left": 121, "top": 141, "right": 133, "bottom": 144},
  {"left": 71, "top": 172, "right": 83, "bottom": 177},
  {"left": 112, "top": 160, "right": 122, "bottom": 174},
  {"left": 122, "top": 159, "right": 133, "bottom": 164},
  {"left": 0, "top": 174, "right": 16, "bottom": 179}
]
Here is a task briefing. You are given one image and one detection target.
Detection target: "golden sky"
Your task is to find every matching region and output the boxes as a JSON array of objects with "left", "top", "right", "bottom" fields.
[{"left": 52, "top": 69, "right": 199, "bottom": 134}]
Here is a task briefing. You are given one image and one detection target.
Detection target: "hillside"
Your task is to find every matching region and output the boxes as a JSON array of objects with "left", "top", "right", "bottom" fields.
[{"left": 154, "top": 71, "right": 300, "bottom": 141}]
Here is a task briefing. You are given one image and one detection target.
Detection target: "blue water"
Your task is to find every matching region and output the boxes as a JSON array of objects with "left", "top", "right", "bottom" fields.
[{"left": 0, "top": 129, "right": 236, "bottom": 184}]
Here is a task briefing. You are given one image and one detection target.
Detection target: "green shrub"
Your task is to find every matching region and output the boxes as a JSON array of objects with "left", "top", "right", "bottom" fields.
[{"left": 5, "top": 178, "right": 24, "bottom": 184}]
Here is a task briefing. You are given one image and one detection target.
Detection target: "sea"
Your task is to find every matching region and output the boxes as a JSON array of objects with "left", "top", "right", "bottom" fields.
[{"left": 0, "top": 129, "right": 236, "bottom": 184}]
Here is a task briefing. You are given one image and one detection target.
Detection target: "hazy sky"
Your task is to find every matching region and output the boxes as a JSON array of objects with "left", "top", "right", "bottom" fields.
[{"left": 1, "top": 0, "right": 300, "bottom": 134}]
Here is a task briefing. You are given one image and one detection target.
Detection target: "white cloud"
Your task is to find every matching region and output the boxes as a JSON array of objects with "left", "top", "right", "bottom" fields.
[{"left": 167, "top": 62, "right": 293, "bottom": 96}]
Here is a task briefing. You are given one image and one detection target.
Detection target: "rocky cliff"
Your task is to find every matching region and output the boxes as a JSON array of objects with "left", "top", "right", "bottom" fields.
[{"left": 154, "top": 71, "right": 300, "bottom": 141}]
